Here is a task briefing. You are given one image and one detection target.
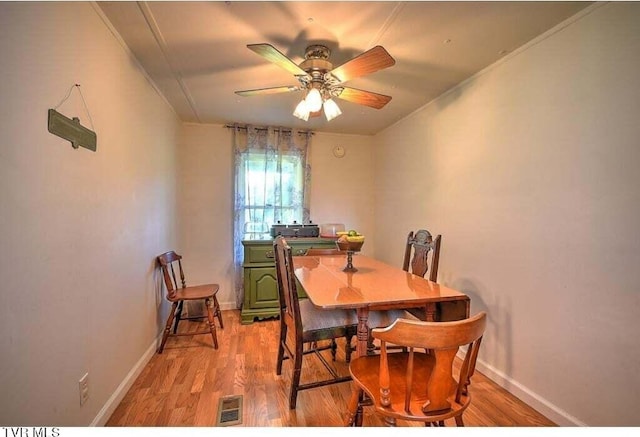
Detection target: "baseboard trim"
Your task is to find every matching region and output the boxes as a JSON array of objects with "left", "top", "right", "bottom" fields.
[
  {"left": 472, "top": 357, "right": 587, "bottom": 426},
  {"left": 90, "top": 334, "right": 160, "bottom": 426},
  {"left": 219, "top": 301, "right": 239, "bottom": 311}
]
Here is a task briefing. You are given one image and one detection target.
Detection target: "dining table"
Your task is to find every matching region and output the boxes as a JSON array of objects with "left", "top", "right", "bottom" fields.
[{"left": 292, "top": 253, "right": 471, "bottom": 358}]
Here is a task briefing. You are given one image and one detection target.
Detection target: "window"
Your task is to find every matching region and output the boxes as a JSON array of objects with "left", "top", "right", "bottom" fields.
[
  {"left": 240, "top": 152, "right": 305, "bottom": 238},
  {"left": 231, "top": 125, "right": 312, "bottom": 307}
]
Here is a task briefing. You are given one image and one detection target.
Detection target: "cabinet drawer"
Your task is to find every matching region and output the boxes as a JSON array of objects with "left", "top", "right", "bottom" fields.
[
  {"left": 244, "top": 244, "right": 312, "bottom": 264},
  {"left": 244, "top": 245, "right": 276, "bottom": 264}
]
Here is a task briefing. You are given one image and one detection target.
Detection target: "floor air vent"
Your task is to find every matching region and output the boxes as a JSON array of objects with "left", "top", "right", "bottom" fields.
[{"left": 216, "top": 395, "right": 243, "bottom": 426}]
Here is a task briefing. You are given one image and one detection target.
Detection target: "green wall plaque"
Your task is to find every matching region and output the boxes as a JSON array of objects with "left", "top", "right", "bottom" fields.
[{"left": 48, "top": 108, "right": 97, "bottom": 152}]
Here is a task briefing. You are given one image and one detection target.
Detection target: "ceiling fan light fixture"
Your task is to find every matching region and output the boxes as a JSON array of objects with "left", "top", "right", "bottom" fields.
[
  {"left": 323, "top": 98, "right": 342, "bottom": 121},
  {"left": 237, "top": 43, "right": 396, "bottom": 123},
  {"left": 305, "top": 88, "right": 323, "bottom": 113},
  {"left": 293, "top": 99, "right": 310, "bottom": 121}
]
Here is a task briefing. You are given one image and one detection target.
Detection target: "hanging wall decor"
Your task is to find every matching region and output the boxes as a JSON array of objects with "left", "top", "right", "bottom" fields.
[
  {"left": 47, "top": 109, "right": 96, "bottom": 151},
  {"left": 47, "top": 84, "right": 97, "bottom": 152}
]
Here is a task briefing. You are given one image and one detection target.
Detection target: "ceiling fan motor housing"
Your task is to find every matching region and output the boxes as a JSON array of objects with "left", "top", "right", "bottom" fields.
[
  {"left": 299, "top": 45, "right": 333, "bottom": 75},
  {"left": 299, "top": 58, "right": 333, "bottom": 74}
]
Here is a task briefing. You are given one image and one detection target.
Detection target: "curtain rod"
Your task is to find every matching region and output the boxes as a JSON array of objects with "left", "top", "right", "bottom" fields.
[{"left": 224, "top": 124, "right": 314, "bottom": 135}]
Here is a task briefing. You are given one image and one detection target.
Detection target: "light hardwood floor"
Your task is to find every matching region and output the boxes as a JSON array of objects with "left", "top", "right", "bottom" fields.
[{"left": 107, "top": 310, "right": 555, "bottom": 427}]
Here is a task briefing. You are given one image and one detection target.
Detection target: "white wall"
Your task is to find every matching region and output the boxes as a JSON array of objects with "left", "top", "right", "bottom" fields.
[
  {"left": 309, "top": 132, "right": 376, "bottom": 256},
  {"left": 373, "top": 2, "right": 640, "bottom": 426},
  {"left": 178, "top": 124, "right": 235, "bottom": 308},
  {"left": 178, "top": 125, "right": 376, "bottom": 307},
  {"left": 0, "top": 2, "right": 179, "bottom": 425}
]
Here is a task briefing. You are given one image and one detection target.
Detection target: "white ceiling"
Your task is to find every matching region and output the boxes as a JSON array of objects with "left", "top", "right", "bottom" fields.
[{"left": 99, "top": 1, "right": 592, "bottom": 135}]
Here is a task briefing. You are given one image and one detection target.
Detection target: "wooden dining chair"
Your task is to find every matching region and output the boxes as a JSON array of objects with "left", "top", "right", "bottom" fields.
[
  {"left": 156, "top": 251, "right": 224, "bottom": 354},
  {"left": 403, "top": 229, "right": 441, "bottom": 281},
  {"left": 403, "top": 229, "right": 441, "bottom": 320},
  {"left": 346, "top": 312, "right": 487, "bottom": 427},
  {"left": 274, "top": 236, "right": 358, "bottom": 409}
]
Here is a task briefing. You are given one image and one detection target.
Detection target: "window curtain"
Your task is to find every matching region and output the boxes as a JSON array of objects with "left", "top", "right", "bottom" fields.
[{"left": 232, "top": 125, "right": 312, "bottom": 308}]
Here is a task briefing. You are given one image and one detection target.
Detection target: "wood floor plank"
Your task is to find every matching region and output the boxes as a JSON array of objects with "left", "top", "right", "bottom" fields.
[{"left": 106, "top": 310, "right": 555, "bottom": 427}]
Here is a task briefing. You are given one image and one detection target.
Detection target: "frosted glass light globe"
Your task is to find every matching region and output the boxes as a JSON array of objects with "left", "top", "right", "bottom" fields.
[
  {"left": 305, "top": 88, "right": 323, "bottom": 113},
  {"left": 293, "top": 99, "right": 310, "bottom": 121},
  {"left": 323, "top": 98, "right": 342, "bottom": 121}
]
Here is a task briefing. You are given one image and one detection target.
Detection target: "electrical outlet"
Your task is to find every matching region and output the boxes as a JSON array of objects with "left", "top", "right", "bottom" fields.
[{"left": 79, "top": 372, "right": 89, "bottom": 406}]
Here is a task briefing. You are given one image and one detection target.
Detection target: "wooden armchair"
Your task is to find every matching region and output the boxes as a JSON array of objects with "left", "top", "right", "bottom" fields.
[
  {"left": 274, "top": 236, "right": 357, "bottom": 409},
  {"left": 156, "top": 251, "right": 224, "bottom": 353},
  {"left": 346, "top": 312, "right": 487, "bottom": 427}
]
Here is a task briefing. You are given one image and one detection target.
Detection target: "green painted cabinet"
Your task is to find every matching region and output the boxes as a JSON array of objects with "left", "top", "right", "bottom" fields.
[{"left": 240, "top": 238, "right": 337, "bottom": 324}]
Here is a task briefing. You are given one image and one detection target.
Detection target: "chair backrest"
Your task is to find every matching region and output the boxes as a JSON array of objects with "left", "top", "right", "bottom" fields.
[
  {"left": 305, "top": 248, "right": 343, "bottom": 256},
  {"left": 373, "top": 312, "right": 486, "bottom": 415},
  {"left": 273, "top": 237, "right": 303, "bottom": 335},
  {"left": 402, "top": 230, "right": 441, "bottom": 282},
  {"left": 157, "top": 251, "right": 186, "bottom": 299}
]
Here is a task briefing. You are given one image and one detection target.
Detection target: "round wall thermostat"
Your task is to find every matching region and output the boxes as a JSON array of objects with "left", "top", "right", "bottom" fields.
[{"left": 333, "top": 145, "right": 346, "bottom": 158}]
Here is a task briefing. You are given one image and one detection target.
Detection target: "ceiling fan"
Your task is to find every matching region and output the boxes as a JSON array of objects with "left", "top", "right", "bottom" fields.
[{"left": 235, "top": 43, "right": 395, "bottom": 122}]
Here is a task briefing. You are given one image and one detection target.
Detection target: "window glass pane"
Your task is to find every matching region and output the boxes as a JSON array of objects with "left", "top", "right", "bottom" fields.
[{"left": 240, "top": 151, "right": 303, "bottom": 236}]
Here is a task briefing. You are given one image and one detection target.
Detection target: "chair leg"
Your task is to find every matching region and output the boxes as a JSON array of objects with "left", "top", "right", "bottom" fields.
[
  {"left": 330, "top": 339, "right": 338, "bottom": 361},
  {"left": 355, "top": 390, "right": 365, "bottom": 426},
  {"left": 455, "top": 415, "right": 464, "bottom": 427},
  {"left": 158, "top": 302, "right": 178, "bottom": 353},
  {"left": 345, "top": 387, "right": 361, "bottom": 426},
  {"left": 289, "top": 339, "right": 304, "bottom": 409},
  {"left": 367, "top": 332, "right": 376, "bottom": 355},
  {"left": 205, "top": 298, "right": 219, "bottom": 349},
  {"left": 276, "top": 324, "right": 287, "bottom": 375},
  {"left": 172, "top": 301, "right": 184, "bottom": 334},
  {"left": 345, "top": 334, "right": 353, "bottom": 363},
  {"left": 213, "top": 295, "right": 224, "bottom": 329}
]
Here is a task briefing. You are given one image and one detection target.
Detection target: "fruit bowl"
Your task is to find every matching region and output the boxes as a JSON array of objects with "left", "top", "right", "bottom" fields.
[
  {"left": 336, "top": 232, "right": 365, "bottom": 272},
  {"left": 336, "top": 240, "right": 364, "bottom": 252}
]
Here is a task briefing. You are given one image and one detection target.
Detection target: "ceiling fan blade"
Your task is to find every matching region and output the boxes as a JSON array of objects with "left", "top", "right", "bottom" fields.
[
  {"left": 235, "top": 85, "right": 300, "bottom": 97},
  {"left": 247, "top": 43, "right": 308, "bottom": 77},
  {"left": 336, "top": 87, "right": 392, "bottom": 109},
  {"left": 330, "top": 46, "right": 395, "bottom": 83}
]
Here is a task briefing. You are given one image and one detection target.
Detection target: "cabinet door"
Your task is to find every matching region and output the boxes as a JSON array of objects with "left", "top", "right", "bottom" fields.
[{"left": 247, "top": 267, "right": 279, "bottom": 309}]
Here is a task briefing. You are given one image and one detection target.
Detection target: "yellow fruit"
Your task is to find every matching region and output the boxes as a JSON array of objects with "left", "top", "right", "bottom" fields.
[
  {"left": 346, "top": 235, "right": 365, "bottom": 243},
  {"left": 336, "top": 231, "right": 349, "bottom": 236}
]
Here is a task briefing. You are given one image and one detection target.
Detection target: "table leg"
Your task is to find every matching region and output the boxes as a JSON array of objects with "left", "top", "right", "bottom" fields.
[
  {"left": 356, "top": 308, "right": 370, "bottom": 358},
  {"left": 425, "top": 302, "right": 437, "bottom": 322}
]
